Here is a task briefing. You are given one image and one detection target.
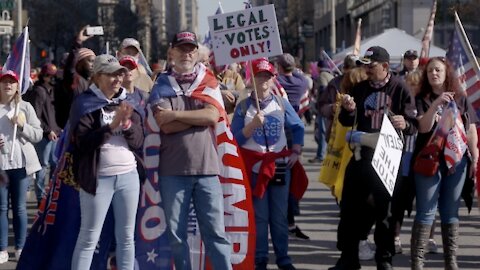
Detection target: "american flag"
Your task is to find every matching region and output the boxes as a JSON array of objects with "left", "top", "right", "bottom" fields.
[
  {"left": 321, "top": 50, "right": 342, "bottom": 75},
  {"left": 446, "top": 12, "right": 480, "bottom": 116},
  {"left": 204, "top": 2, "right": 224, "bottom": 50},
  {"left": 420, "top": 0, "right": 437, "bottom": 58},
  {"left": 4, "top": 26, "right": 31, "bottom": 95}
]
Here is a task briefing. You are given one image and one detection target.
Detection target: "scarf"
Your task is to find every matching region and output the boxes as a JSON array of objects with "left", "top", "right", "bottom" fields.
[
  {"left": 369, "top": 72, "right": 391, "bottom": 89},
  {"left": 171, "top": 68, "right": 198, "bottom": 85}
]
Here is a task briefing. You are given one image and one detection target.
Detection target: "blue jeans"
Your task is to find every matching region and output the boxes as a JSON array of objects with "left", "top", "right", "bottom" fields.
[
  {"left": 34, "top": 138, "right": 58, "bottom": 202},
  {"left": 72, "top": 170, "right": 139, "bottom": 270},
  {"left": 315, "top": 116, "right": 327, "bottom": 160},
  {"left": 414, "top": 156, "right": 467, "bottom": 225},
  {"left": 251, "top": 171, "right": 291, "bottom": 267},
  {"left": 159, "top": 175, "right": 232, "bottom": 270},
  {"left": 0, "top": 168, "right": 29, "bottom": 250}
]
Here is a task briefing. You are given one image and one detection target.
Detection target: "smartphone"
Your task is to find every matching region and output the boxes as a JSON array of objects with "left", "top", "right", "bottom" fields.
[{"left": 85, "top": 26, "right": 104, "bottom": 36}]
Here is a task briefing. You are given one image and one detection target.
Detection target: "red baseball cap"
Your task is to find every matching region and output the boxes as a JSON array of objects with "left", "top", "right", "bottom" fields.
[
  {"left": 0, "top": 70, "right": 19, "bottom": 82},
  {"left": 252, "top": 58, "right": 276, "bottom": 76},
  {"left": 119, "top": 55, "right": 138, "bottom": 69}
]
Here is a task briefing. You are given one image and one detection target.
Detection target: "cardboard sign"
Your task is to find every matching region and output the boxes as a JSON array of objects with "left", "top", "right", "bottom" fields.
[
  {"left": 208, "top": 4, "right": 282, "bottom": 66},
  {"left": 371, "top": 116, "right": 403, "bottom": 196}
]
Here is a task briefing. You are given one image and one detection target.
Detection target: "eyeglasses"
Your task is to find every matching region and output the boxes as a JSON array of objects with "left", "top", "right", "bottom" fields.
[
  {"left": 175, "top": 46, "right": 198, "bottom": 55},
  {"left": 366, "top": 62, "right": 379, "bottom": 69}
]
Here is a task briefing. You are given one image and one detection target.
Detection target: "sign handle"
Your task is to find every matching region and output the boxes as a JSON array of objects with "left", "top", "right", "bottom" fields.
[{"left": 248, "top": 60, "right": 261, "bottom": 112}]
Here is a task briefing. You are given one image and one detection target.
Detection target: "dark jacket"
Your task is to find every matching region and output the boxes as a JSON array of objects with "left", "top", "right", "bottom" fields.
[
  {"left": 72, "top": 91, "right": 144, "bottom": 195},
  {"left": 339, "top": 75, "right": 417, "bottom": 135},
  {"left": 30, "top": 83, "right": 62, "bottom": 138}
]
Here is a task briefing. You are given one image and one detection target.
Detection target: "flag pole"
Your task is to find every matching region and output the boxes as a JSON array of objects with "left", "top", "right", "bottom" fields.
[
  {"left": 353, "top": 18, "right": 362, "bottom": 56},
  {"left": 10, "top": 26, "right": 28, "bottom": 161},
  {"left": 321, "top": 50, "right": 342, "bottom": 75},
  {"left": 454, "top": 11, "right": 480, "bottom": 73},
  {"left": 248, "top": 61, "right": 261, "bottom": 111}
]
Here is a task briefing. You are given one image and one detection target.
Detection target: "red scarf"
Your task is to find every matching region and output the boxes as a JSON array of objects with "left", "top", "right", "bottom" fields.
[{"left": 239, "top": 148, "right": 308, "bottom": 200}]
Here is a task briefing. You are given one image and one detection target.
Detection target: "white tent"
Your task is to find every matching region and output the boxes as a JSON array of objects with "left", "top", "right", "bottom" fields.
[{"left": 333, "top": 28, "right": 446, "bottom": 63}]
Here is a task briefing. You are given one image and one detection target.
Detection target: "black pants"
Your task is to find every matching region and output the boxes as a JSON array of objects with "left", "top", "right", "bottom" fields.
[{"left": 336, "top": 156, "right": 396, "bottom": 264}]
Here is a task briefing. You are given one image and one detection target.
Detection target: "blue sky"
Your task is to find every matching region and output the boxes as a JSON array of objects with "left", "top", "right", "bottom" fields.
[{"left": 197, "top": 0, "right": 246, "bottom": 36}]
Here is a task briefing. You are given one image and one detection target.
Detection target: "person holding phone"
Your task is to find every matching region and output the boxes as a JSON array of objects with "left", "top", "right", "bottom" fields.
[
  {"left": 231, "top": 58, "right": 306, "bottom": 270},
  {"left": 70, "top": 55, "right": 144, "bottom": 270}
]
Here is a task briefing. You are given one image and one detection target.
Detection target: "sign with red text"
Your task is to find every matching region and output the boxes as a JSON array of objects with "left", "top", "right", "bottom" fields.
[
  {"left": 371, "top": 116, "right": 403, "bottom": 196},
  {"left": 208, "top": 4, "right": 282, "bottom": 66}
]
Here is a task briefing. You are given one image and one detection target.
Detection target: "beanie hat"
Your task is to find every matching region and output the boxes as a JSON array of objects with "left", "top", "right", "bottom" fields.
[{"left": 74, "top": 48, "right": 95, "bottom": 68}]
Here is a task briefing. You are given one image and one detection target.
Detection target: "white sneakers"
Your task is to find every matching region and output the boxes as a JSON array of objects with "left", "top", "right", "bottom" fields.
[
  {"left": 0, "top": 250, "right": 8, "bottom": 264},
  {"left": 394, "top": 237, "right": 403, "bottom": 254},
  {"left": 358, "top": 239, "right": 375, "bottom": 261},
  {"left": 15, "top": 249, "right": 22, "bottom": 261}
]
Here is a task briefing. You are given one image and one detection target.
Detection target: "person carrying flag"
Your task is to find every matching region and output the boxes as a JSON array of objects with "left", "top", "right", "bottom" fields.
[
  {"left": 148, "top": 31, "right": 232, "bottom": 270},
  {"left": 410, "top": 57, "right": 478, "bottom": 270},
  {"left": 70, "top": 55, "right": 144, "bottom": 270},
  {"left": 0, "top": 70, "right": 42, "bottom": 263},
  {"left": 231, "top": 58, "right": 305, "bottom": 270}
]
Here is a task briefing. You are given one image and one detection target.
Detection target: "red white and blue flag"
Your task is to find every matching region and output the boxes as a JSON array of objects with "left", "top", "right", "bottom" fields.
[
  {"left": 443, "top": 101, "right": 468, "bottom": 171},
  {"left": 420, "top": 0, "right": 437, "bottom": 58},
  {"left": 446, "top": 12, "right": 480, "bottom": 117},
  {"left": 4, "top": 26, "right": 31, "bottom": 95},
  {"left": 204, "top": 2, "right": 224, "bottom": 50},
  {"left": 138, "top": 63, "right": 256, "bottom": 269}
]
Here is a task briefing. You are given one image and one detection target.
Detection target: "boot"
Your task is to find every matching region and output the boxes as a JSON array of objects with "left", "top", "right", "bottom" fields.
[
  {"left": 410, "top": 222, "right": 431, "bottom": 270},
  {"left": 441, "top": 223, "right": 459, "bottom": 270}
]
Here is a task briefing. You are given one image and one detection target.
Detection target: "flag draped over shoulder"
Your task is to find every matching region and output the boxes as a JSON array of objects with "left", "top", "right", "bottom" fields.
[
  {"left": 420, "top": 0, "right": 437, "bottom": 59},
  {"left": 4, "top": 26, "right": 31, "bottom": 94},
  {"left": 137, "top": 64, "right": 255, "bottom": 269},
  {"left": 446, "top": 12, "right": 480, "bottom": 118},
  {"left": 17, "top": 89, "right": 141, "bottom": 270}
]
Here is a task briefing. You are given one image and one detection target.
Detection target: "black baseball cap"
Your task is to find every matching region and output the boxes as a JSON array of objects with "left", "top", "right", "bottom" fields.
[
  {"left": 357, "top": 46, "right": 390, "bottom": 65},
  {"left": 171, "top": 31, "right": 198, "bottom": 48},
  {"left": 404, "top": 49, "right": 419, "bottom": 59}
]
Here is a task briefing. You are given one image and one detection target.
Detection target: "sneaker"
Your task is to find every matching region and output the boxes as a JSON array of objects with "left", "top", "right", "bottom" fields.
[
  {"left": 394, "top": 237, "right": 403, "bottom": 254},
  {"left": 15, "top": 249, "right": 22, "bottom": 261},
  {"left": 289, "top": 226, "right": 310, "bottom": 240},
  {"left": 279, "top": 263, "right": 297, "bottom": 270},
  {"left": 308, "top": 157, "right": 323, "bottom": 164},
  {"left": 359, "top": 240, "right": 375, "bottom": 261},
  {"left": 0, "top": 251, "right": 8, "bottom": 264},
  {"left": 427, "top": 238, "right": 438, "bottom": 254}
]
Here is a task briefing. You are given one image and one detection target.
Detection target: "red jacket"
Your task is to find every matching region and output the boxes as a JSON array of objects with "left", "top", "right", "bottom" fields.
[{"left": 240, "top": 148, "right": 308, "bottom": 200}]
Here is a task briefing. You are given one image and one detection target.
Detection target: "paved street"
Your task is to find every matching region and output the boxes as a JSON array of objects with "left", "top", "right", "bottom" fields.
[{"left": 1, "top": 124, "right": 479, "bottom": 269}]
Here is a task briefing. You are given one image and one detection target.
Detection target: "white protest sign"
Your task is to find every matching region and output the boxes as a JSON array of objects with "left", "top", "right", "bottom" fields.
[
  {"left": 371, "top": 116, "right": 403, "bottom": 196},
  {"left": 208, "top": 4, "right": 283, "bottom": 66}
]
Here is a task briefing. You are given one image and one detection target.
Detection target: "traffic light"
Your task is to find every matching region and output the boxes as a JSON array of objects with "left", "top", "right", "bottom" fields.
[{"left": 40, "top": 49, "right": 48, "bottom": 58}]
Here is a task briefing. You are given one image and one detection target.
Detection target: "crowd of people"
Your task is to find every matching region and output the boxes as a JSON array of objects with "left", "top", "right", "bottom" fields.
[{"left": 0, "top": 25, "right": 477, "bottom": 270}]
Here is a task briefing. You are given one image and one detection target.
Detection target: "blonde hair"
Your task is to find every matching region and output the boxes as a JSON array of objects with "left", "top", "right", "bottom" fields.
[
  {"left": 405, "top": 70, "right": 422, "bottom": 96},
  {"left": 340, "top": 67, "right": 367, "bottom": 94}
]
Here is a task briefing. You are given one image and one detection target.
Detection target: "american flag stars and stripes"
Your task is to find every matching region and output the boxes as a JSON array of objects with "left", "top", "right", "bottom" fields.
[
  {"left": 446, "top": 13, "right": 480, "bottom": 117},
  {"left": 420, "top": 0, "right": 437, "bottom": 59},
  {"left": 4, "top": 26, "right": 31, "bottom": 95}
]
